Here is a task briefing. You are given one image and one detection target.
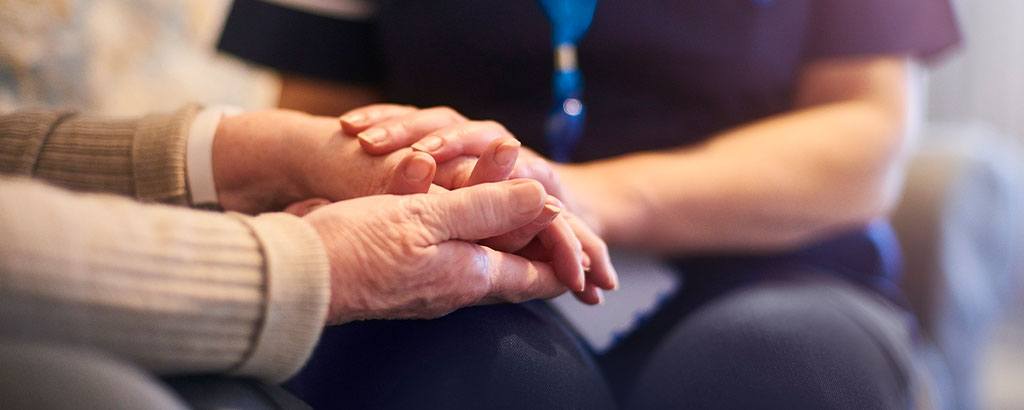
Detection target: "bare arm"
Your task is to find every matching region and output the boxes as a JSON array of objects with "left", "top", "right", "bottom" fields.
[
  {"left": 561, "top": 56, "right": 922, "bottom": 254},
  {"left": 330, "top": 56, "right": 921, "bottom": 256}
]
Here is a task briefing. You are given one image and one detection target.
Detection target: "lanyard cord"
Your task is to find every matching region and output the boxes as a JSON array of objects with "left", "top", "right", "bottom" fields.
[{"left": 537, "top": 0, "right": 598, "bottom": 162}]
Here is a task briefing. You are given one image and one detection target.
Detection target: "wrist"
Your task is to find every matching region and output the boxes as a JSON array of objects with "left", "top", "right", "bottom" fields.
[
  {"left": 556, "top": 163, "right": 609, "bottom": 236},
  {"left": 306, "top": 217, "right": 339, "bottom": 325},
  {"left": 558, "top": 162, "right": 638, "bottom": 245},
  {"left": 305, "top": 212, "right": 361, "bottom": 326},
  {"left": 212, "top": 110, "right": 325, "bottom": 213}
]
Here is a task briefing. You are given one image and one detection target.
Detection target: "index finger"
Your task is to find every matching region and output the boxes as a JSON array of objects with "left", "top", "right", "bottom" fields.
[
  {"left": 411, "top": 120, "right": 515, "bottom": 163},
  {"left": 472, "top": 245, "right": 567, "bottom": 304},
  {"left": 355, "top": 107, "right": 467, "bottom": 155},
  {"left": 410, "top": 179, "right": 546, "bottom": 243}
]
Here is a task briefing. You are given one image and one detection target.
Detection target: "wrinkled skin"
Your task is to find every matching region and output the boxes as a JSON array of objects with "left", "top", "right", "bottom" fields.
[
  {"left": 211, "top": 109, "right": 436, "bottom": 214},
  {"left": 341, "top": 105, "right": 618, "bottom": 302},
  {"left": 302, "top": 180, "right": 570, "bottom": 325}
]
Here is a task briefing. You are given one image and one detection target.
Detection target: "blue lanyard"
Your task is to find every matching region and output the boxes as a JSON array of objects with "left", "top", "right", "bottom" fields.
[{"left": 537, "top": 0, "right": 598, "bottom": 162}]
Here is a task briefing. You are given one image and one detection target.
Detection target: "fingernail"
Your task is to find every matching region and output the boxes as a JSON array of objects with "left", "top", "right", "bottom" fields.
[
  {"left": 595, "top": 289, "right": 605, "bottom": 305},
  {"left": 577, "top": 269, "right": 586, "bottom": 292},
  {"left": 581, "top": 252, "right": 592, "bottom": 271},
  {"left": 340, "top": 113, "right": 364, "bottom": 125},
  {"left": 511, "top": 180, "right": 543, "bottom": 213},
  {"left": 543, "top": 203, "right": 562, "bottom": 216},
  {"left": 494, "top": 140, "right": 520, "bottom": 166},
  {"left": 357, "top": 128, "right": 387, "bottom": 145},
  {"left": 404, "top": 157, "right": 432, "bottom": 181},
  {"left": 412, "top": 136, "right": 444, "bottom": 153},
  {"left": 534, "top": 204, "right": 561, "bottom": 226}
]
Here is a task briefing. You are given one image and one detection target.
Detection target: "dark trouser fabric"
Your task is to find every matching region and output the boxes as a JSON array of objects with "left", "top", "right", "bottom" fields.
[
  {"left": 285, "top": 302, "right": 616, "bottom": 410},
  {"left": 604, "top": 269, "right": 918, "bottom": 410},
  {"left": 287, "top": 270, "right": 919, "bottom": 410}
]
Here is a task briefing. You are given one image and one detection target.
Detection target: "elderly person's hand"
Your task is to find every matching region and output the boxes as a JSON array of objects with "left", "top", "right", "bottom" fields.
[
  {"left": 299, "top": 180, "right": 574, "bottom": 324},
  {"left": 339, "top": 105, "right": 618, "bottom": 303},
  {"left": 209, "top": 109, "right": 438, "bottom": 214},
  {"left": 210, "top": 108, "right": 602, "bottom": 302}
]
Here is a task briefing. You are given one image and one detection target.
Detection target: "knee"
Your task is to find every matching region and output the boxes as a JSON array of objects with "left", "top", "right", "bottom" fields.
[{"left": 631, "top": 279, "right": 911, "bottom": 409}]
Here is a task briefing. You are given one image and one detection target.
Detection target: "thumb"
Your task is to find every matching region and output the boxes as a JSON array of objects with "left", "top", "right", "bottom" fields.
[{"left": 415, "top": 179, "right": 547, "bottom": 242}]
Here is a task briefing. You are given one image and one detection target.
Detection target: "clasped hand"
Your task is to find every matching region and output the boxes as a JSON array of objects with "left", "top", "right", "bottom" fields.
[{"left": 211, "top": 107, "right": 617, "bottom": 325}]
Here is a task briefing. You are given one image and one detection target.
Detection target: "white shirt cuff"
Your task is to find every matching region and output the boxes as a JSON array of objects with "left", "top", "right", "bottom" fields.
[{"left": 187, "top": 106, "right": 243, "bottom": 206}]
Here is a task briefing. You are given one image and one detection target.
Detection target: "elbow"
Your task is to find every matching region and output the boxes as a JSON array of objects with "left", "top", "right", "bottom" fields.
[
  {"left": 769, "top": 188, "right": 894, "bottom": 251},
  {"left": 835, "top": 184, "right": 899, "bottom": 231},
  {"left": 821, "top": 103, "right": 913, "bottom": 230},
  {"left": 797, "top": 157, "right": 910, "bottom": 247},
  {"left": 789, "top": 134, "right": 912, "bottom": 248}
]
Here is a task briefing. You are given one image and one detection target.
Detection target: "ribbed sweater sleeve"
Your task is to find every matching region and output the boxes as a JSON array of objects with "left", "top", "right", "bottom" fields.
[
  {"left": 0, "top": 177, "right": 330, "bottom": 382},
  {"left": 0, "top": 106, "right": 199, "bottom": 204}
]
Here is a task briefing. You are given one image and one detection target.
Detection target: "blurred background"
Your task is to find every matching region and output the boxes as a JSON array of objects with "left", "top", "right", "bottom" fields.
[
  {"left": 1, "top": 0, "right": 1021, "bottom": 408},
  {"left": 0, "top": 0, "right": 277, "bottom": 114}
]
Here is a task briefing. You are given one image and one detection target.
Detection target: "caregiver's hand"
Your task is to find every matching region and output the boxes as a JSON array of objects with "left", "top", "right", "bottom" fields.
[
  {"left": 303, "top": 180, "right": 570, "bottom": 325},
  {"left": 341, "top": 105, "right": 565, "bottom": 198},
  {"left": 341, "top": 105, "right": 618, "bottom": 300},
  {"left": 211, "top": 109, "right": 436, "bottom": 214}
]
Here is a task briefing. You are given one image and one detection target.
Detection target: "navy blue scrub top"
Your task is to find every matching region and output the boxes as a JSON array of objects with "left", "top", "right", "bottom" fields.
[{"left": 219, "top": 0, "right": 961, "bottom": 296}]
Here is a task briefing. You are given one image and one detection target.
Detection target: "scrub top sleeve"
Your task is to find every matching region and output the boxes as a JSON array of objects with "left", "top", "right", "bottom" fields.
[
  {"left": 217, "top": 0, "right": 383, "bottom": 84},
  {"left": 804, "top": 0, "right": 961, "bottom": 63}
]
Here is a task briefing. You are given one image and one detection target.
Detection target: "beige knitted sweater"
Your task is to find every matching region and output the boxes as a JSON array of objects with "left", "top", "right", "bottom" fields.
[{"left": 0, "top": 106, "right": 330, "bottom": 382}]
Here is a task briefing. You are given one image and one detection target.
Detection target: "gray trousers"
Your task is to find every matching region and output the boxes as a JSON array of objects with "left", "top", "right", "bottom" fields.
[{"left": 0, "top": 341, "right": 307, "bottom": 409}]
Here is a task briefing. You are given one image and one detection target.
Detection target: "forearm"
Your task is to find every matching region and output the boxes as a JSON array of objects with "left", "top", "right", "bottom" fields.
[
  {"left": 211, "top": 109, "right": 337, "bottom": 213},
  {"left": 0, "top": 178, "right": 329, "bottom": 382},
  {"left": 0, "top": 106, "right": 199, "bottom": 204},
  {"left": 569, "top": 99, "right": 912, "bottom": 254}
]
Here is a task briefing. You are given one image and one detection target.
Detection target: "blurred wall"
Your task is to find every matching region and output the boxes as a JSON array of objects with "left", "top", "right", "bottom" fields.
[
  {"left": 0, "top": 0, "right": 278, "bottom": 115},
  {"left": 928, "top": 0, "right": 1024, "bottom": 139},
  {"left": 926, "top": 4, "right": 1024, "bottom": 410}
]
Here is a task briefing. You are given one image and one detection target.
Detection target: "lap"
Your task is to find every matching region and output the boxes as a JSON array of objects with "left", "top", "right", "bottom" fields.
[
  {"left": 285, "top": 301, "right": 614, "bottom": 410},
  {"left": 603, "top": 269, "right": 922, "bottom": 409},
  {"left": 287, "top": 268, "right": 922, "bottom": 409}
]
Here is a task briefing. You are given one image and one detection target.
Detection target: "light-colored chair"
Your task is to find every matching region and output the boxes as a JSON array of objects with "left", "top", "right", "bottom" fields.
[{"left": 892, "top": 122, "right": 1024, "bottom": 410}]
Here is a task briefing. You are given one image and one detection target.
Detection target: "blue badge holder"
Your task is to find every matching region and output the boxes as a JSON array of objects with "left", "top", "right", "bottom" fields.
[{"left": 537, "top": 0, "right": 598, "bottom": 162}]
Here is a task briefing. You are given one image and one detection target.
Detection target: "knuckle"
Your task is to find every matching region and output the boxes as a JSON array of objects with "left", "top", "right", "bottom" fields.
[
  {"left": 468, "top": 275, "right": 491, "bottom": 300},
  {"left": 429, "top": 105, "right": 456, "bottom": 117},
  {"left": 452, "top": 240, "right": 492, "bottom": 276},
  {"left": 537, "top": 161, "right": 556, "bottom": 182},
  {"left": 390, "top": 120, "right": 411, "bottom": 137},
  {"left": 438, "top": 248, "right": 491, "bottom": 312},
  {"left": 441, "top": 106, "right": 466, "bottom": 122},
  {"left": 366, "top": 104, "right": 396, "bottom": 118},
  {"left": 399, "top": 195, "right": 434, "bottom": 222},
  {"left": 480, "top": 120, "right": 504, "bottom": 132},
  {"left": 397, "top": 196, "right": 444, "bottom": 244}
]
